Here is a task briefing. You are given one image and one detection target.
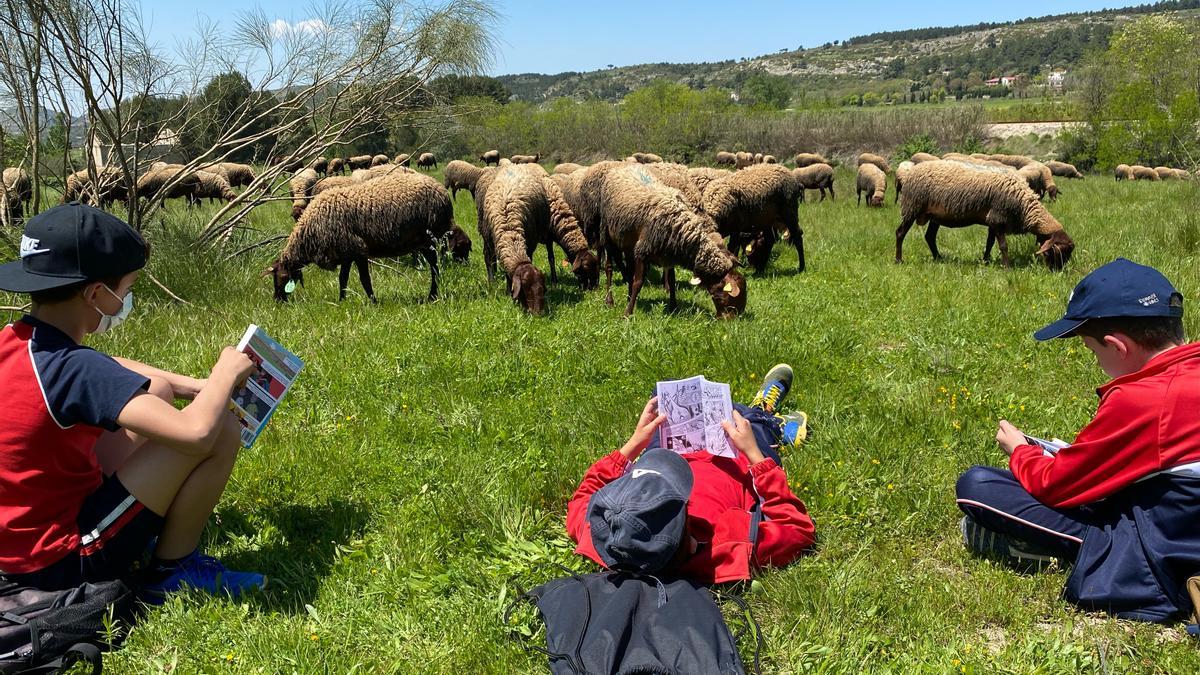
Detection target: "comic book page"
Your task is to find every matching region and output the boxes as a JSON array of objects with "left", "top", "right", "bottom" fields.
[
  {"left": 230, "top": 325, "right": 304, "bottom": 448},
  {"left": 656, "top": 376, "right": 735, "bottom": 458}
]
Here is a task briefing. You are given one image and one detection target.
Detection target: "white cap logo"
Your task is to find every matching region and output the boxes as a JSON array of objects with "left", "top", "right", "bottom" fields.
[
  {"left": 1138, "top": 293, "right": 1160, "bottom": 307},
  {"left": 631, "top": 469, "right": 661, "bottom": 479},
  {"left": 19, "top": 235, "right": 50, "bottom": 258}
]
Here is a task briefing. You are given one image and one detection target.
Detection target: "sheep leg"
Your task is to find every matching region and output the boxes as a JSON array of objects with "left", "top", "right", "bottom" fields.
[
  {"left": 663, "top": 267, "right": 677, "bottom": 311},
  {"left": 338, "top": 261, "right": 353, "bottom": 301},
  {"left": 924, "top": 223, "right": 942, "bottom": 260},
  {"left": 895, "top": 216, "right": 916, "bottom": 264},
  {"left": 483, "top": 238, "right": 497, "bottom": 283},
  {"left": 996, "top": 231, "right": 1011, "bottom": 269},
  {"left": 792, "top": 227, "right": 806, "bottom": 273},
  {"left": 603, "top": 244, "right": 616, "bottom": 306},
  {"left": 828, "top": 181, "right": 835, "bottom": 201},
  {"left": 984, "top": 229, "right": 996, "bottom": 262},
  {"left": 625, "top": 257, "right": 646, "bottom": 317},
  {"left": 546, "top": 239, "right": 558, "bottom": 284},
  {"left": 356, "top": 257, "right": 377, "bottom": 303},
  {"left": 420, "top": 248, "right": 440, "bottom": 301}
]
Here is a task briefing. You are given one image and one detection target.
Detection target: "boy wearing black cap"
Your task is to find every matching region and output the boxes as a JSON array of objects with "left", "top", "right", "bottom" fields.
[
  {"left": 0, "top": 204, "right": 265, "bottom": 600},
  {"left": 956, "top": 258, "right": 1200, "bottom": 622},
  {"left": 567, "top": 366, "right": 815, "bottom": 584}
]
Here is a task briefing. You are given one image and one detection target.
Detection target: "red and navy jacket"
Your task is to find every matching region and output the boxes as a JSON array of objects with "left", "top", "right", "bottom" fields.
[
  {"left": 0, "top": 316, "right": 148, "bottom": 575},
  {"left": 567, "top": 449, "right": 815, "bottom": 584},
  {"left": 1010, "top": 342, "right": 1200, "bottom": 621}
]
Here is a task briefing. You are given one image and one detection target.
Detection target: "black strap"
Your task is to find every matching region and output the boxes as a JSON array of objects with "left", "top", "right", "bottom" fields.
[
  {"left": 501, "top": 564, "right": 591, "bottom": 675},
  {"left": 714, "top": 589, "right": 764, "bottom": 675},
  {"left": 10, "top": 642, "right": 102, "bottom": 675}
]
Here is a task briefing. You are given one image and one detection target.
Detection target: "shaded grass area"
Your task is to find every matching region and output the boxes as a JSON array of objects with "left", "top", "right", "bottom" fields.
[{"left": 2, "top": 169, "right": 1199, "bottom": 672}]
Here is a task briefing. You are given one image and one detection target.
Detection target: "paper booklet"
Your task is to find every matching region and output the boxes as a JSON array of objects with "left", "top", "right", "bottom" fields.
[
  {"left": 230, "top": 325, "right": 304, "bottom": 448},
  {"left": 1024, "top": 434, "right": 1068, "bottom": 456},
  {"left": 656, "top": 375, "right": 735, "bottom": 458}
]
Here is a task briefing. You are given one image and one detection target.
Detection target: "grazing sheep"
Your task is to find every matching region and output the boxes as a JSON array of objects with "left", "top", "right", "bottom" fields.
[
  {"left": 311, "top": 157, "right": 329, "bottom": 175},
  {"left": 894, "top": 161, "right": 914, "bottom": 204},
  {"left": 1172, "top": 168, "right": 1193, "bottom": 180},
  {"left": 1046, "top": 160, "right": 1083, "bottom": 179},
  {"left": 793, "top": 153, "right": 828, "bottom": 168},
  {"left": 753, "top": 153, "right": 764, "bottom": 165},
  {"left": 136, "top": 164, "right": 202, "bottom": 205},
  {"left": 290, "top": 168, "right": 320, "bottom": 220},
  {"left": 416, "top": 152, "right": 438, "bottom": 170},
  {"left": 988, "top": 154, "right": 1034, "bottom": 169},
  {"left": 351, "top": 164, "right": 415, "bottom": 184},
  {"left": 858, "top": 153, "right": 890, "bottom": 175},
  {"left": 1154, "top": 166, "right": 1186, "bottom": 181},
  {"left": 188, "top": 170, "right": 237, "bottom": 206},
  {"left": 735, "top": 152, "right": 755, "bottom": 170},
  {"left": 632, "top": 152, "right": 663, "bottom": 164},
  {"left": 267, "top": 171, "right": 453, "bottom": 303},
  {"left": 348, "top": 155, "right": 373, "bottom": 170},
  {"left": 1018, "top": 161, "right": 1059, "bottom": 201},
  {"left": 370, "top": 154, "right": 391, "bottom": 167},
  {"left": 310, "top": 176, "right": 356, "bottom": 197},
  {"left": 596, "top": 165, "right": 747, "bottom": 318},
  {"left": 395, "top": 153, "right": 411, "bottom": 167},
  {"left": 687, "top": 167, "right": 732, "bottom": 196},
  {"left": 63, "top": 167, "right": 128, "bottom": 207},
  {"left": 441, "top": 225, "right": 473, "bottom": 263},
  {"left": 701, "top": 164, "right": 805, "bottom": 273},
  {"left": 553, "top": 162, "right": 584, "bottom": 175},
  {"left": 480, "top": 150, "right": 501, "bottom": 166},
  {"left": 443, "top": 159, "right": 484, "bottom": 200},
  {"left": 565, "top": 160, "right": 628, "bottom": 249},
  {"left": 216, "top": 162, "right": 256, "bottom": 188},
  {"left": 510, "top": 153, "right": 540, "bottom": 165},
  {"left": 477, "top": 166, "right": 550, "bottom": 314},
  {"left": 1115, "top": 164, "right": 1132, "bottom": 181},
  {"left": 715, "top": 151, "right": 736, "bottom": 167},
  {"left": 1, "top": 168, "right": 32, "bottom": 219},
  {"left": 542, "top": 176, "right": 600, "bottom": 290},
  {"left": 328, "top": 157, "right": 346, "bottom": 175},
  {"left": 792, "top": 163, "right": 835, "bottom": 201},
  {"left": 761, "top": 155, "right": 778, "bottom": 164},
  {"left": 1131, "top": 165, "right": 1161, "bottom": 181},
  {"left": 909, "top": 152, "right": 940, "bottom": 164},
  {"left": 856, "top": 163, "right": 886, "bottom": 207},
  {"left": 895, "top": 160, "right": 1074, "bottom": 270}
]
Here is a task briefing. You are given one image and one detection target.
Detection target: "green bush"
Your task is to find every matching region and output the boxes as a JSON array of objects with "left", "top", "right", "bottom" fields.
[{"left": 894, "top": 133, "right": 939, "bottom": 162}]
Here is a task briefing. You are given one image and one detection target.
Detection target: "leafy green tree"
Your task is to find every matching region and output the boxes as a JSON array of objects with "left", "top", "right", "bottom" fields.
[
  {"left": 741, "top": 74, "right": 793, "bottom": 110},
  {"left": 429, "top": 75, "right": 511, "bottom": 104},
  {"left": 190, "top": 72, "right": 279, "bottom": 162}
]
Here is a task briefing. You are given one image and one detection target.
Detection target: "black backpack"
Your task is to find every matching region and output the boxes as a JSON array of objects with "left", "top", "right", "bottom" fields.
[{"left": 0, "top": 579, "right": 135, "bottom": 674}]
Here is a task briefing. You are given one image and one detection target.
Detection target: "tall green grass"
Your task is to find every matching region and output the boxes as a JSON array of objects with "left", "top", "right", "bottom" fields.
[{"left": 2, "top": 170, "right": 1199, "bottom": 672}]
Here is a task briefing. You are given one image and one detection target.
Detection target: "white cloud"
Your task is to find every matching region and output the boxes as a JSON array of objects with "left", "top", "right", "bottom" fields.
[{"left": 269, "top": 18, "right": 329, "bottom": 39}]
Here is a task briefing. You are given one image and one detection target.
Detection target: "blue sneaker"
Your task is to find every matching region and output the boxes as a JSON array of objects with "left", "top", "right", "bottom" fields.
[
  {"left": 751, "top": 364, "right": 793, "bottom": 414},
  {"left": 960, "top": 516, "right": 1056, "bottom": 572},
  {"left": 777, "top": 411, "right": 808, "bottom": 449},
  {"left": 140, "top": 550, "right": 266, "bottom": 604}
]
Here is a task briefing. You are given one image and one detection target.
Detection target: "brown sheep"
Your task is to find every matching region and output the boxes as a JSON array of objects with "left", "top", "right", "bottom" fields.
[
  {"left": 894, "top": 161, "right": 914, "bottom": 204},
  {"left": 753, "top": 153, "right": 764, "bottom": 165},
  {"left": 443, "top": 160, "right": 483, "bottom": 200},
  {"left": 735, "top": 152, "right": 755, "bottom": 170},
  {"left": 510, "top": 153, "right": 541, "bottom": 165},
  {"left": 136, "top": 164, "right": 201, "bottom": 205},
  {"left": 417, "top": 153, "right": 438, "bottom": 170},
  {"left": 267, "top": 171, "right": 453, "bottom": 303},
  {"left": 1155, "top": 166, "right": 1180, "bottom": 181},
  {"left": 895, "top": 160, "right": 1074, "bottom": 270},
  {"left": 395, "top": 153, "right": 411, "bottom": 167},
  {"left": 988, "top": 154, "right": 1034, "bottom": 169},
  {"left": 328, "top": 158, "right": 347, "bottom": 175},
  {"left": 553, "top": 163, "right": 584, "bottom": 175},
  {"left": 856, "top": 163, "right": 886, "bottom": 207},
  {"left": 1, "top": 168, "right": 32, "bottom": 219},
  {"left": 762, "top": 155, "right": 778, "bottom": 164},
  {"left": 542, "top": 176, "right": 600, "bottom": 291},
  {"left": 1115, "top": 164, "right": 1132, "bottom": 181},
  {"left": 370, "top": 154, "right": 391, "bottom": 167},
  {"left": 188, "top": 170, "right": 237, "bottom": 206},
  {"left": 857, "top": 153, "right": 890, "bottom": 175},
  {"left": 595, "top": 165, "right": 747, "bottom": 318},
  {"left": 477, "top": 165, "right": 549, "bottom": 314},
  {"left": 1018, "top": 162, "right": 1059, "bottom": 201},
  {"left": 480, "top": 150, "right": 501, "bottom": 166},
  {"left": 792, "top": 163, "right": 835, "bottom": 201},
  {"left": 290, "top": 169, "right": 320, "bottom": 220},
  {"left": 715, "top": 151, "right": 736, "bottom": 167},
  {"left": 1131, "top": 165, "right": 1161, "bottom": 181},
  {"left": 632, "top": 152, "right": 664, "bottom": 164},
  {"left": 1046, "top": 161, "right": 1084, "bottom": 179},
  {"left": 701, "top": 164, "right": 805, "bottom": 273},
  {"left": 909, "top": 152, "right": 940, "bottom": 164},
  {"left": 63, "top": 167, "right": 128, "bottom": 207},
  {"left": 348, "top": 155, "right": 373, "bottom": 170},
  {"left": 793, "top": 153, "right": 828, "bottom": 168}
]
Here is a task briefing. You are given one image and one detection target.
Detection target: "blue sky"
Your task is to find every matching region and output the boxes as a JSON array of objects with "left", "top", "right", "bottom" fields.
[{"left": 141, "top": 0, "right": 1127, "bottom": 76}]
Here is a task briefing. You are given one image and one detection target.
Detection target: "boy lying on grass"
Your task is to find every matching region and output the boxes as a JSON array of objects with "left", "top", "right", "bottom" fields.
[
  {"left": 0, "top": 204, "right": 264, "bottom": 601},
  {"left": 567, "top": 365, "right": 815, "bottom": 583},
  {"left": 957, "top": 258, "right": 1200, "bottom": 623}
]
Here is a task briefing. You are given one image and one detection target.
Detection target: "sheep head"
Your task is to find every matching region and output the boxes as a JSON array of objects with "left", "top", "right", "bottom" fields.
[
  {"left": 868, "top": 192, "right": 885, "bottom": 208},
  {"left": 510, "top": 262, "right": 546, "bottom": 315},
  {"left": 706, "top": 270, "right": 747, "bottom": 319},
  {"left": 571, "top": 250, "right": 600, "bottom": 290},
  {"left": 1036, "top": 231, "right": 1074, "bottom": 271},
  {"left": 745, "top": 228, "right": 776, "bottom": 274},
  {"left": 1047, "top": 184, "right": 1060, "bottom": 201},
  {"left": 291, "top": 202, "right": 306, "bottom": 220},
  {"left": 448, "top": 226, "right": 472, "bottom": 263},
  {"left": 266, "top": 261, "right": 304, "bottom": 302}
]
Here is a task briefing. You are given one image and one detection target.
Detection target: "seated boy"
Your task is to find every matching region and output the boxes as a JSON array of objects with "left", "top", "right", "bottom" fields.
[
  {"left": 956, "top": 258, "right": 1199, "bottom": 622},
  {"left": 0, "top": 203, "right": 265, "bottom": 600},
  {"left": 567, "top": 365, "right": 815, "bottom": 583}
]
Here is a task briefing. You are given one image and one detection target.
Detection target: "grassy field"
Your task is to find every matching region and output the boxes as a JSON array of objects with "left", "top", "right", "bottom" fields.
[{"left": 3, "top": 167, "right": 1200, "bottom": 673}]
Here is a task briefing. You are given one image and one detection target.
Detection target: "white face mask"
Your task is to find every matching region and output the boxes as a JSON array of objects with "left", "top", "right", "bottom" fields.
[{"left": 93, "top": 285, "right": 133, "bottom": 334}]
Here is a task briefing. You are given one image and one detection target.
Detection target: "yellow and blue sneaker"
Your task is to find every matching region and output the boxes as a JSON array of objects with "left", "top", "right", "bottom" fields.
[
  {"left": 751, "top": 363, "right": 793, "bottom": 414},
  {"left": 777, "top": 411, "right": 809, "bottom": 449}
]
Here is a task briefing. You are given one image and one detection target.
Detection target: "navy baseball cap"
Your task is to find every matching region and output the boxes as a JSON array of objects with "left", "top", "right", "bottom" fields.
[
  {"left": 0, "top": 203, "right": 147, "bottom": 293},
  {"left": 1034, "top": 258, "right": 1184, "bottom": 341},
  {"left": 587, "top": 448, "right": 694, "bottom": 573}
]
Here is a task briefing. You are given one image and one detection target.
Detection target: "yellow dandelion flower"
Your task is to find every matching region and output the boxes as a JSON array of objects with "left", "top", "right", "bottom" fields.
[
  {"left": 871, "top": 458, "right": 880, "bottom": 465},
  {"left": 952, "top": 659, "right": 961, "bottom": 666},
  {"left": 887, "top": 483, "right": 895, "bottom": 490},
  {"left": 310, "top": 633, "right": 319, "bottom": 641}
]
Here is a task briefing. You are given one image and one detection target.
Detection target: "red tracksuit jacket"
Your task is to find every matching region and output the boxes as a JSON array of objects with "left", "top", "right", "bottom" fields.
[
  {"left": 1009, "top": 342, "right": 1200, "bottom": 508},
  {"left": 567, "top": 449, "right": 815, "bottom": 584}
]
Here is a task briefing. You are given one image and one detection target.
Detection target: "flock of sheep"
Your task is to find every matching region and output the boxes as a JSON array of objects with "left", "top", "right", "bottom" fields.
[{"left": 1, "top": 143, "right": 1191, "bottom": 319}]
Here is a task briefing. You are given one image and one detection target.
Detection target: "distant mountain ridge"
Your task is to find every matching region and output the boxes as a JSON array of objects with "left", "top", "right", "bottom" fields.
[{"left": 496, "top": 1, "right": 1200, "bottom": 102}]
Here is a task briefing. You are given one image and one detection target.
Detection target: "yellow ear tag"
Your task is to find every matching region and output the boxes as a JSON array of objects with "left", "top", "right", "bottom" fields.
[
  {"left": 688, "top": 276, "right": 702, "bottom": 286},
  {"left": 781, "top": 230, "right": 791, "bottom": 240},
  {"left": 745, "top": 243, "right": 754, "bottom": 253},
  {"left": 722, "top": 282, "right": 732, "bottom": 292},
  {"left": 561, "top": 260, "right": 570, "bottom": 268},
  {"left": 724, "top": 282, "right": 741, "bottom": 297}
]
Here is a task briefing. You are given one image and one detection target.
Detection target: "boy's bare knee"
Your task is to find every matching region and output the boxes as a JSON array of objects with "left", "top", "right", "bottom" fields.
[
  {"left": 147, "top": 376, "right": 173, "bottom": 403},
  {"left": 214, "top": 413, "right": 243, "bottom": 461}
]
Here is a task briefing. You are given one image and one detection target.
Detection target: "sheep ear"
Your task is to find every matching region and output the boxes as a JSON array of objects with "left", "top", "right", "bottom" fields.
[
  {"left": 511, "top": 275, "right": 523, "bottom": 299},
  {"left": 261, "top": 266, "right": 275, "bottom": 278},
  {"left": 1036, "top": 239, "right": 1054, "bottom": 256}
]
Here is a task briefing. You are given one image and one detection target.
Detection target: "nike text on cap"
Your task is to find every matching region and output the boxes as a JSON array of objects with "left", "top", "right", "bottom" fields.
[
  {"left": 0, "top": 203, "right": 148, "bottom": 293},
  {"left": 587, "top": 448, "right": 695, "bottom": 573},
  {"left": 1034, "top": 257, "right": 1184, "bottom": 341}
]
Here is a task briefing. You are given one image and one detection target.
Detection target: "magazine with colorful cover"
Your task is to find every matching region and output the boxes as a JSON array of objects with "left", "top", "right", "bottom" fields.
[
  {"left": 230, "top": 325, "right": 303, "bottom": 448},
  {"left": 655, "top": 375, "right": 735, "bottom": 458}
]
